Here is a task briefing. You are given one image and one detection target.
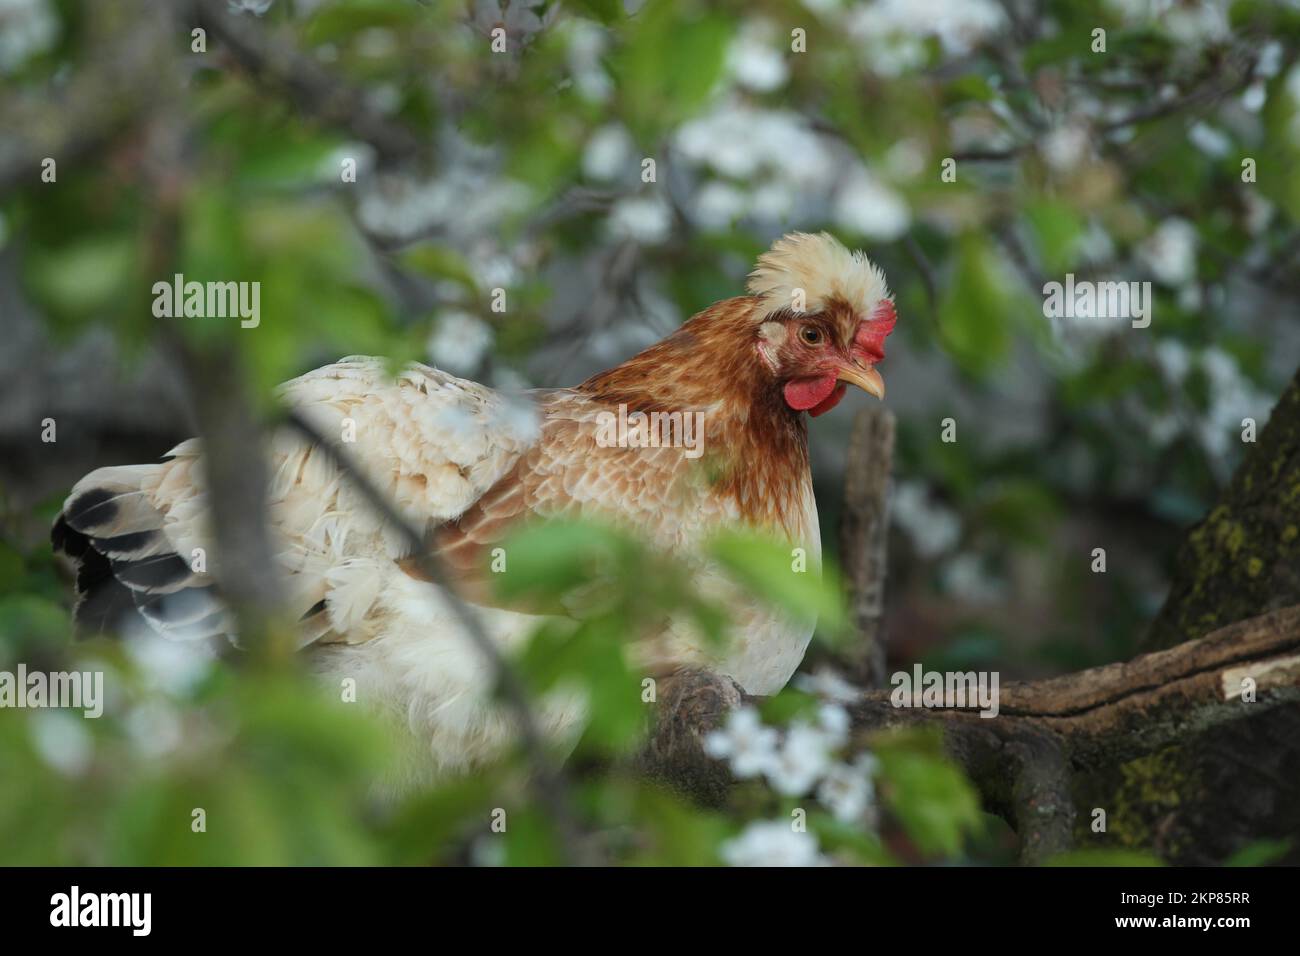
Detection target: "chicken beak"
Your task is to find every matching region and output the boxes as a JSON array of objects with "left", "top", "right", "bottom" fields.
[{"left": 837, "top": 361, "right": 885, "bottom": 400}]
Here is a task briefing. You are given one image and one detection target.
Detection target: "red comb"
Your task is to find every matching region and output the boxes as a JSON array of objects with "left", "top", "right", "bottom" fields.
[{"left": 854, "top": 300, "right": 897, "bottom": 363}]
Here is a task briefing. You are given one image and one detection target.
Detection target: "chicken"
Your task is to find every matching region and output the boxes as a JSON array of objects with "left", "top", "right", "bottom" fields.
[{"left": 52, "top": 231, "right": 896, "bottom": 784}]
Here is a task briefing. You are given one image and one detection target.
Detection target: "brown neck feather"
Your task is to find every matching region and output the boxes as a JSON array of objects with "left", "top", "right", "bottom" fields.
[{"left": 577, "top": 296, "right": 812, "bottom": 536}]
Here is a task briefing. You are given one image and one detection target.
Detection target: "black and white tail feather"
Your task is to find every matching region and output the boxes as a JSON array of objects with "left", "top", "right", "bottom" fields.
[
  {"left": 51, "top": 356, "right": 537, "bottom": 647},
  {"left": 52, "top": 456, "right": 231, "bottom": 641}
]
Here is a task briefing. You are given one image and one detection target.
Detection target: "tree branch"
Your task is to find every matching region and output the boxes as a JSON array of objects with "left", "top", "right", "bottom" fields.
[
  {"left": 642, "top": 605, "right": 1300, "bottom": 861},
  {"left": 191, "top": 0, "right": 427, "bottom": 167},
  {"left": 840, "top": 405, "right": 895, "bottom": 687}
]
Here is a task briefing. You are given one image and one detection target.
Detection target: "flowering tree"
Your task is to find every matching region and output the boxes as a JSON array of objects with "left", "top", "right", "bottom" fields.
[{"left": 1, "top": 0, "right": 1299, "bottom": 866}]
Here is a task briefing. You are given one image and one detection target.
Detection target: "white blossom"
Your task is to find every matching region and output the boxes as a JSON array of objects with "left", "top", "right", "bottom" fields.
[
  {"left": 675, "top": 105, "right": 834, "bottom": 186},
  {"left": 29, "top": 711, "right": 93, "bottom": 777},
  {"left": 470, "top": 835, "right": 507, "bottom": 867},
  {"left": 726, "top": 20, "right": 788, "bottom": 92},
  {"left": 472, "top": 0, "right": 554, "bottom": 45},
  {"left": 844, "top": 0, "right": 1005, "bottom": 77},
  {"left": 749, "top": 181, "right": 798, "bottom": 223},
  {"left": 1153, "top": 339, "right": 1192, "bottom": 382},
  {"left": 1139, "top": 218, "right": 1198, "bottom": 285},
  {"left": 795, "top": 666, "right": 862, "bottom": 704},
  {"left": 125, "top": 628, "right": 216, "bottom": 697},
  {"left": 1197, "top": 346, "right": 1270, "bottom": 462},
  {"left": 565, "top": 19, "right": 612, "bottom": 102},
  {"left": 125, "top": 700, "right": 185, "bottom": 759},
  {"left": 884, "top": 139, "right": 927, "bottom": 181},
  {"left": 817, "top": 754, "right": 879, "bottom": 824},
  {"left": 721, "top": 820, "right": 826, "bottom": 866},
  {"left": 0, "top": 0, "right": 58, "bottom": 73},
  {"left": 892, "top": 481, "right": 961, "bottom": 558},
  {"left": 607, "top": 196, "right": 672, "bottom": 245},
  {"left": 357, "top": 169, "right": 530, "bottom": 244},
  {"left": 1258, "top": 41, "right": 1284, "bottom": 78},
  {"left": 1161, "top": 0, "right": 1230, "bottom": 46},
  {"left": 1106, "top": 0, "right": 1230, "bottom": 47},
  {"left": 1243, "top": 191, "right": 1275, "bottom": 235},
  {"left": 228, "top": 0, "right": 274, "bottom": 15},
  {"left": 1241, "top": 81, "right": 1267, "bottom": 113},
  {"left": 1077, "top": 221, "right": 1116, "bottom": 265},
  {"left": 1188, "top": 122, "right": 1231, "bottom": 158},
  {"left": 704, "top": 706, "right": 779, "bottom": 779},
  {"left": 941, "top": 552, "right": 1004, "bottom": 603},
  {"left": 693, "top": 181, "right": 749, "bottom": 231},
  {"left": 765, "top": 719, "right": 835, "bottom": 796},
  {"left": 833, "top": 166, "right": 910, "bottom": 240},
  {"left": 427, "top": 311, "right": 494, "bottom": 374},
  {"left": 321, "top": 142, "right": 376, "bottom": 182},
  {"left": 1040, "top": 123, "right": 1091, "bottom": 173},
  {"left": 1148, "top": 343, "right": 1272, "bottom": 465},
  {"left": 470, "top": 246, "right": 520, "bottom": 290},
  {"left": 817, "top": 703, "right": 851, "bottom": 747},
  {"left": 582, "top": 124, "right": 635, "bottom": 182},
  {"left": 801, "top": 0, "right": 843, "bottom": 15}
]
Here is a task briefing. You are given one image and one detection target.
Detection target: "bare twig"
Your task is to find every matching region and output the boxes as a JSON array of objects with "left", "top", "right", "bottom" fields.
[
  {"left": 0, "top": 1, "right": 168, "bottom": 195},
  {"left": 135, "top": 2, "right": 288, "bottom": 651},
  {"left": 840, "top": 405, "right": 896, "bottom": 687},
  {"left": 173, "top": 341, "right": 289, "bottom": 650},
  {"left": 191, "top": 0, "right": 427, "bottom": 166}
]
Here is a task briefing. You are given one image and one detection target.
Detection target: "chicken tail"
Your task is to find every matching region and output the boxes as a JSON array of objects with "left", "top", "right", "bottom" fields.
[{"left": 51, "top": 461, "right": 228, "bottom": 641}]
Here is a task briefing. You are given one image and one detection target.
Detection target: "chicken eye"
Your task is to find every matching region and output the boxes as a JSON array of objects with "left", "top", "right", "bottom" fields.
[{"left": 799, "top": 326, "right": 823, "bottom": 345}]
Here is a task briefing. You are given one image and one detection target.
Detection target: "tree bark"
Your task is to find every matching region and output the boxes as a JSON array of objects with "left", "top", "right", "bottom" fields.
[
  {"left": 840, "top": 406, "right": 895, "bottom": 687},
  {"left": 643, "top": 606, "right": 1300, "bottom": 861},
  {"left": 1087, "top": 366, "right": 1300, "bottom": 864},
  {"left": 1147, "top": 367, "right": 1300, "bottom": 651}
]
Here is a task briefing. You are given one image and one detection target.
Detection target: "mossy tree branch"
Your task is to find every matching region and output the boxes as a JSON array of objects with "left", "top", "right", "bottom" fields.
[{"left": 643, "top": 606, "right": 1300, "bottom": 862}]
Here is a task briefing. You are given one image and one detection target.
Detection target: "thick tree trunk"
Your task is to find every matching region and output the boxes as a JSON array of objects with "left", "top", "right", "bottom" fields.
[
  {"left": 1083, "top": 367, "right": 1300, "bottom": 864},
  {"left": 1147, "top": 367, "right": 1300, "bottom": 651}
]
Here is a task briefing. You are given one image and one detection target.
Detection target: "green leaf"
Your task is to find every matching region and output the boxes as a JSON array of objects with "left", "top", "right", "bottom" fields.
[
  {"left": 1225, "top": 838, "right": 1292, "bottom": 867},
  {"left": 707, "top": 529, "right": 846, "bottom": 636},
  {"left": 875, "top": 728, "right": 983, "bottom": 858},
  {"left": 571, "top": 0, "right": 625, "bottom": 24},
  {"left": 1025, "top": 198, "right": 1085, "bottom": 275},
  {"left": 25, "top": 234, "right": 138, "bottom": 321},
  {"left": 937, "top": 233, "right": 1014, "bottom": 375},
  {"left": 401, "top": 244, "right": 480, "bottom": 293},
  {"left": 494, "top": 519, "right": 638, "bottom": 604},
  {"left": 612, "top": 0, "right": 731, "bottom": 142},
  {"left": 756, "top": 687, "right": 819, "bottom": 727},
  {"left": 302, "top": 0, "right": 427, "bottom": 45}
]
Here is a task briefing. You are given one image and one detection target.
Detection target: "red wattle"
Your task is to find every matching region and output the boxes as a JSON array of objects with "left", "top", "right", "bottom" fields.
[
  {"left": 783, "top": 375, "right": 839, "bottom": 412},
  {"left": 809, "top": 383, "right": 848, "bottom": 417}
]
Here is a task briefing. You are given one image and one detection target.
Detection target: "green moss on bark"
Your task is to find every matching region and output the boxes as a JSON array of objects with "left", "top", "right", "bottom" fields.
[{"left": 1145, "top": 369, "right": 1300, "bottom": 650}]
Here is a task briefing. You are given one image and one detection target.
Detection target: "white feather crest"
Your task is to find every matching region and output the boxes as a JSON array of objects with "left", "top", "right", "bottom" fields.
[{"left": 747, "top": 231, "right": 891, "bottom": 320}]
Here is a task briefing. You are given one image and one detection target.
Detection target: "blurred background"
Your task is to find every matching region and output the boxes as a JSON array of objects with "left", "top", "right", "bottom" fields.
[{"left": 1, "top": 0, "right": 1298, "bottom": 865}]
